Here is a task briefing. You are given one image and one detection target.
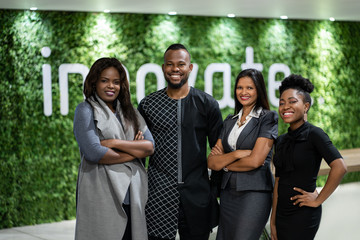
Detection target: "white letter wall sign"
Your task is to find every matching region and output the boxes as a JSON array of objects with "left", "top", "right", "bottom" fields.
[
  {"left": 59, "top": 64, "right": 89, "bottom": 115},
  {"left": 268, "top": 63, "right": 291, "bottom": 107},
  {"left": 204, "top": 63, "right": 234, "bottom": 109},
  {"left": 42, "top": 46, "right": 291, "bottom": 116},
  {"left": 136, "top": 63, "right": 165, "bottom": 104}
]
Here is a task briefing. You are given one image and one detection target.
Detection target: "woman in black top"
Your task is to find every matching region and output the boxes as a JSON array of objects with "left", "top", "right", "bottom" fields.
[{"left": 270, "top": 74, "right": 347, "bottom": 240}]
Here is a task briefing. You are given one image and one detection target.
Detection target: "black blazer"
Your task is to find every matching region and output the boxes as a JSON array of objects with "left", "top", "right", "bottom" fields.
[{"left": 220, "top": 109, "right": 278, "bottom": 191}]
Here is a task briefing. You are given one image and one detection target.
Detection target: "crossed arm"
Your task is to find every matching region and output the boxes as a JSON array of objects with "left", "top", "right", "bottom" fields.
[
  {"left": 74, "top": 103, "right": 155, "bottom": 165},
  {"left": 207, "top": 137, "right": 274, "bottom": 171},
  {"left": 99, "top": 131, "right": 154, "bottom": 165}
]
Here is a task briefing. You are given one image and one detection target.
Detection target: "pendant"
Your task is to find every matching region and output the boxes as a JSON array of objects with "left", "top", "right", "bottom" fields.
[{"left": 237, "top": 119, "right": 246, "bottom": 127}]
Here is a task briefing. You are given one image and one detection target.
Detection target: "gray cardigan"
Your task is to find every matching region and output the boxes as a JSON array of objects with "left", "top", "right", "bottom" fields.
[{"left": 73, "top": 100, "right": 151, "bottom": 240}]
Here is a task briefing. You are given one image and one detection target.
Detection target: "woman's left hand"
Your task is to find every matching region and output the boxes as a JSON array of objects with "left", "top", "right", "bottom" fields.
[
  {"left": 291, "top": 187, "right": 320, "bottom": 208},
  {"left": 210, "top": 144, "right": 224, "bottom": 156},
  {"left": 134, "top": 131, "right": 144, "bottom": 140}
]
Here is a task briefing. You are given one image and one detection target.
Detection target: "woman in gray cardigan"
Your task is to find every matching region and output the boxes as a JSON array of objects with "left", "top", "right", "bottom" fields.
[
  {"left": 208, "top": 68, "right": 278, "bottom": 240},
  {"left": 73, "top": 58, "right": 154, "bottom": 240}
]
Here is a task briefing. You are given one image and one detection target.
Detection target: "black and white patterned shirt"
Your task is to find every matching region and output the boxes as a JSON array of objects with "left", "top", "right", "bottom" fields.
[{"left": 138, "top": 87, "right": 223, "bottom": 239}]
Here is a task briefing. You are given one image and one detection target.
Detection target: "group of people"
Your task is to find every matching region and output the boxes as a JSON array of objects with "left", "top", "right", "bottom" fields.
[{"left": 73, "top": 43, "right": 347, "bottom": 240}]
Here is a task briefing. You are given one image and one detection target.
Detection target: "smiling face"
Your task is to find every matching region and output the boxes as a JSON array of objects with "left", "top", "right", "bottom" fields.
[
  {"left": 279, "top": 88, "right": 310, "bottom": 130},
  {"left": 162, "top": 49, "right": 193, "bottom": 89},
  {"left": 236, "top": 76, "right": 258, "bottom": 110},
  {"left": 95, "top": 67, "right": 121, "bottom": 111}
]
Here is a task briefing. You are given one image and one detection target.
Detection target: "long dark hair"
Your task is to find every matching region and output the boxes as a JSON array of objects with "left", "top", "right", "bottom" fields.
[
  {"left": 83, "top": 57, "right": 139, "bottom": 133},
  {"left": 234, "top": 68, "right": 270, "bottom": 114}
]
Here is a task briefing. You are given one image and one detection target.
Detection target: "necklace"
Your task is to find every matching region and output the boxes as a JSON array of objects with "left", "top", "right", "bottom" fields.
[{"left": 237, "top": 117, "right": 247, "bottom": 127}]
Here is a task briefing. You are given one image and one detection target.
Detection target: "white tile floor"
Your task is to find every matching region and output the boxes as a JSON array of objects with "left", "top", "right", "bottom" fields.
[
  {"left": 0, "top": 220, "right": 217, "bottom": 240},
  {"left": 1, "top": 182, "right": 359, "bottom": 240},
  {"left": 0, "top": 220, "right": 75, "bottom": 240},
  {"left": 315, "top": 182, "right": 360, "bottom": 240}
]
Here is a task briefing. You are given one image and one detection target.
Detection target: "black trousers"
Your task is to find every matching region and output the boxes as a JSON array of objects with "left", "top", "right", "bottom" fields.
[
  {"left": 148, "top": 203, "right": 210, "bottom": 240},
  {"left": 122, "top": 204, "right": 132, "bottom": 240}
]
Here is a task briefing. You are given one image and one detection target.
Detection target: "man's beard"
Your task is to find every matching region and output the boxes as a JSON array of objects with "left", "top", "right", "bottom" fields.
[{"left": 165, "top": 76, "right": 188, "bottom": 89}]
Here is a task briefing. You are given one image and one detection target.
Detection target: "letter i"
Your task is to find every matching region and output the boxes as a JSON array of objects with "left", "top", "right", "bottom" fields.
[{"left": 42, "top": 47, "right": 52, "bottom": 116}]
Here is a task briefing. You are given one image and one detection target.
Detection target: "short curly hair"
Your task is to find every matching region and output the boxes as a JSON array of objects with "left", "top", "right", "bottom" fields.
[
  {"left": 279, "top": 74, "right": 314, "bottom": 111},
  {"left": 164, "top": 43, "right": 191, "bottom": 61}
]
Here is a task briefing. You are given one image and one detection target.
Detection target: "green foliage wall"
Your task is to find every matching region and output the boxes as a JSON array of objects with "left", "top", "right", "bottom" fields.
[{"left": 1, "top": 9, "right": 359, "bottom": 228}]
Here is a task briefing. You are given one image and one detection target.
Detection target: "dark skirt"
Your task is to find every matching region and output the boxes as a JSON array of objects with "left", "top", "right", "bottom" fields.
[{"left": 216, "top": 176, "right": 272, "bottom": 240}]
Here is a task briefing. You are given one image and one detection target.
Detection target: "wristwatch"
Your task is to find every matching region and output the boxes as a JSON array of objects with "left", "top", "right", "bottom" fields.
[{"left": 223, "top": 167, "right": 228, "bottom": 172}]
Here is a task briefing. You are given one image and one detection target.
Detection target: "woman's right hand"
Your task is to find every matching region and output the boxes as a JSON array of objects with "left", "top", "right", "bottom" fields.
[{"left": 134, "top": 131, "right": 144, "bottom": 140}]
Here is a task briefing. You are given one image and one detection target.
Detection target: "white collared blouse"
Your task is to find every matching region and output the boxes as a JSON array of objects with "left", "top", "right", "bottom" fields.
[{"left": 228, "top": 106, "right": 263, "bottom": 151}]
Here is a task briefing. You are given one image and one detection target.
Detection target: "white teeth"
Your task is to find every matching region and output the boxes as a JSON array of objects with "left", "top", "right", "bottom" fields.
[
  {"left": 283, "top": 112, "right": 293, "bottom": 116},
  {"left": 170, "top": 75, "right": 180, "bottom": 79}
]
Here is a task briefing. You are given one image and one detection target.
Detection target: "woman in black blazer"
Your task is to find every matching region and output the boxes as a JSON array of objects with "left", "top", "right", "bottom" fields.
[{"left": 208, "top": 68, "right": 278, "bottom": 240}]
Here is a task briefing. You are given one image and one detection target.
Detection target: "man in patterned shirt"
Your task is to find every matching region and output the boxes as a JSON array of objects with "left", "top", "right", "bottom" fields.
[{"left": 138, "top": 43, "right": 223, "bottom": 240}]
